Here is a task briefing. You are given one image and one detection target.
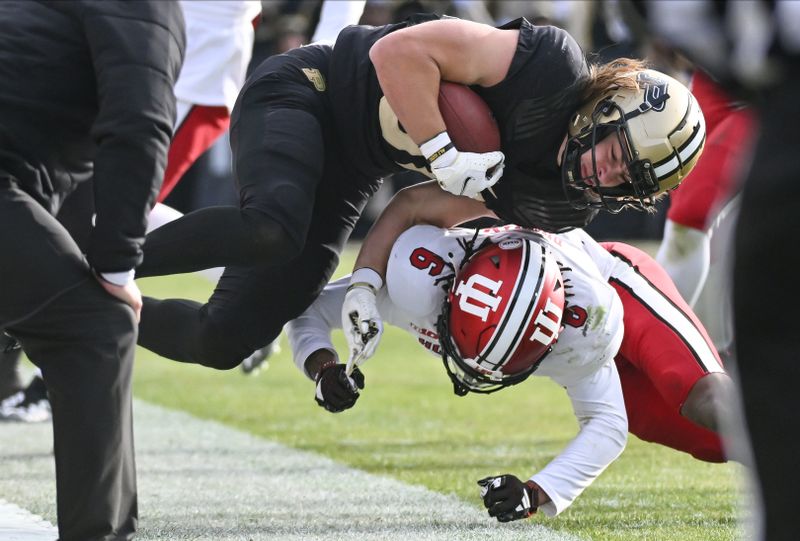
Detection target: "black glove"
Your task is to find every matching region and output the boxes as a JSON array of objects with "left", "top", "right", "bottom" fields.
[
  {"left": 477, "top": 474, "right": 539, "bottom": 522},
  {"left": 314, "top": 362, "right": 365, "bottom": 413}
]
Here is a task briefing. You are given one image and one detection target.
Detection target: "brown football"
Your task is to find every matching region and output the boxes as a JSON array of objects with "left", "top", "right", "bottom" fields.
[{"left": 437, "top": 81, "right": 501, "bottom": 153}]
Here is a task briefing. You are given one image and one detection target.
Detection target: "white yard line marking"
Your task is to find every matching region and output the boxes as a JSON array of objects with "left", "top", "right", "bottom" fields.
[
  {"left": 0, "top": 500, "right": 56, "bottom": 541},
  {"left": 1, "top": 400, "right": 584, "bottom": 541}
]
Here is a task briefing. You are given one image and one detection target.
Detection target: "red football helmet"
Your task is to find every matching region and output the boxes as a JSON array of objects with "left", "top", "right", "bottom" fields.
[{"left": 436, "top": 235, "right": 565, "bottom": 395}]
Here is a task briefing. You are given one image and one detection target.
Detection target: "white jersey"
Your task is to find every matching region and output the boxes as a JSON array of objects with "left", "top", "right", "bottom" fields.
[
  {"left": 287, "top": 226, "right": 627, "bottom": 517},
  {"left": 176, "top": 1, "right": 262, "bottom": 112},
  {"left": 311, "top": 0, "right": 367, "bottom": 43}
]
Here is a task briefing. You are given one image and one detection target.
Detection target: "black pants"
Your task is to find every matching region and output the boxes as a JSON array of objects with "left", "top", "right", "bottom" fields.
[
  {"left": 0, "top": 179, "right": 137, "bottom": 541},
  {"left": 136, "top": 48, "right": 380, "bottom": 368},
  {"left": 733, "top": 78, "right": 800, "bottom": 540}
]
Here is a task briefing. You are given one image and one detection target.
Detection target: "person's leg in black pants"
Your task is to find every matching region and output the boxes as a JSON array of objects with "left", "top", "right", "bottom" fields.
[
  {"left": 0, "top": 182, "right": 137, "bottom": 541},
  {"left": 733, "top": 77, "right": 800, "bottom": 541},
  {"left": 137, "top": 79, "right": 328, "bottom": 278},
  {"left": 138, "top": 167, "right": 376, "bottom": 368}
]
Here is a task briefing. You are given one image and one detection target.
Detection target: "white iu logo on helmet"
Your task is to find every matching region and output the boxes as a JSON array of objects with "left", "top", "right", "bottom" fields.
[
  {"left": 529, "top": 297, "right": 563, "bottom": 346},
  {"left": 455, "top": 274, "right": 503, "bottom": 322}
]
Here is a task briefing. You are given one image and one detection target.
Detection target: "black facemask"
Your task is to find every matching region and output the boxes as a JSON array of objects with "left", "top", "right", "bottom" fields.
[{"left": 561, "top": 99, "right": 661, "bottom": 212}]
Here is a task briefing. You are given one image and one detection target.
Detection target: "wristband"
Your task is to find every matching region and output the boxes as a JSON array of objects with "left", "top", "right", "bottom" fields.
[
  {"left": 348, "top": 267, "right": 383, "bottom": 294},
  {"left": 314, "top": 358, "right": 338, "bottom": 382},
  {"left": 419, "top": 131, "right": 457, "bottom": 167},
  {"left": 525, "top": 480, "right": 540, "bottom": 513},
  {"left": 98, "top": 269, "right": 136, "bottom": 286}
]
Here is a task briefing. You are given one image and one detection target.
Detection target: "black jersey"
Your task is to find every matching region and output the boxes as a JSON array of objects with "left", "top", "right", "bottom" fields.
[
  {"left": 328, "top": 14, "right": 441, "bottom": 180},
  {"left": 474, "top": 19, "right": 597, "bottom": 232},
  {"left": 329, "top": 15, "right": 596, "bottom": 231},
  {"left": 0, "top": 0, "right": 184, "bottom": 272}
]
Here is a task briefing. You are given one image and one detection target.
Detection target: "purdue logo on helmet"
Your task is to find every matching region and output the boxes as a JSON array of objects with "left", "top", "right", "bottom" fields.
[
  {"left": 436, "top": 236, "right": 565, "bottom": 396},
  {"left": 561, "top": 69, "right": 706, "bottom": 212}
]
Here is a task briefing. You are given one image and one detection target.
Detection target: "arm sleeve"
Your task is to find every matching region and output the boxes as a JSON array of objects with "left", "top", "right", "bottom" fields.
[
  {"left": 531, "top": 361, "right": 628, "bottom": 517},
  {"left": 286, "top": 274, "right": 404, "bottom": 379},
  {"left": 83, "top": 2, "right": 186, "bottom": 272},
  {"left": 286, "top": 276, "right": 350, "bottom": 379}
]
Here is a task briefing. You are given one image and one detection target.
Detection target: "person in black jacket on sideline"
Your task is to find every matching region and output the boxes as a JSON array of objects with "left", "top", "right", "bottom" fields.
[{"left": 0, "top": 2, "right": 184, "bottom": 540}]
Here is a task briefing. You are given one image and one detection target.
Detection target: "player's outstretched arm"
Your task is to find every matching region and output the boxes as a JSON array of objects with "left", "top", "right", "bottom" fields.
[
  {"left": 353, "top": 181, "right": 494, "bottom": 281},
  {"left": 526, "top": 363, "right": 628, "bottom": 517},
  {"left": 285, "top": 278, "right": 365, "bottom": 414},
  {"left": 342, "top": 181, "right": 494, "bottom": 372}
]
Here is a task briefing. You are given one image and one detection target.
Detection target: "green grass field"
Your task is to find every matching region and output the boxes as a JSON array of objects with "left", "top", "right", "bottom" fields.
[{"left": 134, "top": 244, "right": 744, "bottom": 541}]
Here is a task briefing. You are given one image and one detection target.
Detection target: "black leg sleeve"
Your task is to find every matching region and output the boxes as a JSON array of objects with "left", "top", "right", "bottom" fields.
[
  {"left": 138, "top": 295, "right": 254, "bottom": 369},
  {"left": 137, "top": 206, "right": 296, "bottom": 277}
]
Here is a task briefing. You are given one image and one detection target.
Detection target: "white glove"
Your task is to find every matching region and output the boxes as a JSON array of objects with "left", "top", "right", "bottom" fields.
[
  {"left": 341, "top": 268, "right": 384, "bottom": 374},
  {"left": 420, "top": 131, "right": 505, "bottom": 198}
]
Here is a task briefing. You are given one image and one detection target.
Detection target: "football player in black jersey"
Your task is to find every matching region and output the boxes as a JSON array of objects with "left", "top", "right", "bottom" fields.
[{"left": 136, "top": 16, "right": 705, "bottom": 388}]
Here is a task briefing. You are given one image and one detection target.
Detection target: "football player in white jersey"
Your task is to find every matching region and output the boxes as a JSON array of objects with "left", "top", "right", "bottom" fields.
[{"left": 287, "top": 181, "right": 734, "bottom": 521}]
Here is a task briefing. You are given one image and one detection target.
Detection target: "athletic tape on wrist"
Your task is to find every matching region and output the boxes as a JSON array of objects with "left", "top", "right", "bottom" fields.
[
  {"left": 419, "top": 131, "right": 456, "bottom": 166},
  {"left": 348, "top": 267, "right": 383, "bottom": 293}
]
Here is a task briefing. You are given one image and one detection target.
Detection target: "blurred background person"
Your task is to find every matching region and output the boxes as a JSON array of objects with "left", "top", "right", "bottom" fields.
[
  {"left": 0, "top": 1, "right": 184, "bottom": 539},
  {"left": 655, "top": 68, "right": 756, "bottom": 359},
  {"left": 642, "top": 1, "right": 800, "bottom": 538}
]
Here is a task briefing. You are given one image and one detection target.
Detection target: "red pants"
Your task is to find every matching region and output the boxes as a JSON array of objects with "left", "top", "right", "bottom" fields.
[
  {"left": 667, "top": 71, "right": 756, "bottom": 230},
  {"left": 602, "top": 241, "right": 726, "bottom": 462},
  {"left": 158, "top": 104, "right": 230, "bottom": 202}
]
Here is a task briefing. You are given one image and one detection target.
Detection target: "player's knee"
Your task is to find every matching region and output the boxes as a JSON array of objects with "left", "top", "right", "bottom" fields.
[
  {"left": 194, "top": 328, "right": 251, "bottom": 371},
  {"left": 682, "top": 373, "right": 732, "bottom": 432},
  {"left": 242, "top": 210, "right": 302, "bottom": 263},
  {"left": 193, "top": 318, "right": 284, "bottom": 371}
]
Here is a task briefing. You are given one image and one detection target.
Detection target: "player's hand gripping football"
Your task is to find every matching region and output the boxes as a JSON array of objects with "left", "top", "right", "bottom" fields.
[
  {"left": 432, "top": 150, "right": 505, "bottom": 198},
  {"left": 341, "top": 268, "right": 384, "bottom": 375},
  {"left": 478, "top": 474, "right": 540, "bottom": 522},
  {"left": 420, "top": 131, "right": 504, "bottom": 199}
]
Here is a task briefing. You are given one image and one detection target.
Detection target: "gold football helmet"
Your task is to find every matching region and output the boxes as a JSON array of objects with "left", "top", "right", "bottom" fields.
[{"left": 561, "top": 69, "right": 706, "bottom": 211}]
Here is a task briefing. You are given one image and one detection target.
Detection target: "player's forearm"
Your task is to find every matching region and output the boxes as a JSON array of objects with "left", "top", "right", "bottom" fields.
[
  {"left": 303, "top": 348, "right": 337, "bottom": 380},
  {"left": 370, "top": 20, "right": 516, "bottom": 145},
  {"left": 286, "top": 278, "right": 350, "bottom": 379},
  {"left": 531, "top": 418, "right": 627, "bottom": 516},
  {"left": 353, "top": 181, "right": 493, "bottom": 279},
  {"left": 353, "top": 187, "right": 420, "bottom": 279},
  {"left": 370, "top": 29, "right": 448, "bottom": 144}
]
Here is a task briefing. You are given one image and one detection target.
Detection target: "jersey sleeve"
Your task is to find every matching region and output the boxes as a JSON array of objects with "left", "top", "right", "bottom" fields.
[
  {"left": 531, "top": 361, "right": 628, "bottom": 517},
  {"left": 286, "top": 275, "right": 408, "bottom": 379},
  {"left": 286, "top": 276, "right": 348, "bottom": 379},
  {"left": 83, "top": 1, "right": 185, "bottom": 273}
]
